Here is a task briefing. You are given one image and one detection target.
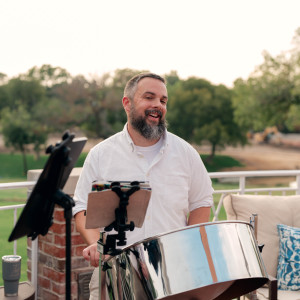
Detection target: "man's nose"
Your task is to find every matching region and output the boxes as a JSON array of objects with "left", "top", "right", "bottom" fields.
[{"left": 152, "top": 98, "right": 163, "bottom": 108}]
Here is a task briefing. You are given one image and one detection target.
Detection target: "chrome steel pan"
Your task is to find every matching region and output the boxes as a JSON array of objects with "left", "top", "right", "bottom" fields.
[{"left": 105, "top": 221, "right": 268, "bottom": 300}]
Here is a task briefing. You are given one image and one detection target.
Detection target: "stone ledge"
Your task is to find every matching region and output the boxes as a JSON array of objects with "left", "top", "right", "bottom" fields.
[{"left": 27, "top": 167, "right": 82, "bottom": 195}]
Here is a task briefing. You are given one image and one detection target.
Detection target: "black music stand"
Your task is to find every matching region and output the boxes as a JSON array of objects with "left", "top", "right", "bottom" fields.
[{"left": 8, "top": 131, "right": 87, "bottom": 300}]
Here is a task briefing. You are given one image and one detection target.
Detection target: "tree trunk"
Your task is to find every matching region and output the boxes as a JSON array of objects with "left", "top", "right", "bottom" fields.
[
  {"left": 21, "top": 148, "right": 28, "bottom": 175},
  {"left": 205, "top": 143, "right": 216, "bottom": 163}
]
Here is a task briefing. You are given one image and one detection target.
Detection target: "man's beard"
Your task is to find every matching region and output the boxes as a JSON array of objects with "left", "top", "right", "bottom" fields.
[{"left": 129, "top": 107, "right": 167, "bottom": 140}]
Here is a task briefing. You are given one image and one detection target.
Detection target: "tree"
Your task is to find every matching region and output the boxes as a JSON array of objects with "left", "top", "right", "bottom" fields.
[
  {"left": 4, "top": 76, "right": 46, "bottom": 111},
  {"left": 164, "top": 70, "right": 180, "bottom": 86},
  {"left": 82, "top": 69, "right": 144, "bottom": 137},
  {"left": 233, "top": 27, "right": 300, "bottom": 133},
  {"left": 0, "top": 75, "right": 49, "bottom": 159},
  {"left": 1, "top": 106, "right": 47, "bottom": 174},
  {"left": 25, "top": 64, "right": 71, "bottom": 88},
  {"left": 168, "top": 77, "right": 246, "bottom": 159}
]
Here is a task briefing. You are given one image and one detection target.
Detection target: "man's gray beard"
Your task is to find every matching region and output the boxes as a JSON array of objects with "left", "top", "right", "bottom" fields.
[{"left": 129, "top": 109, "right": 167, "bottom": 141}]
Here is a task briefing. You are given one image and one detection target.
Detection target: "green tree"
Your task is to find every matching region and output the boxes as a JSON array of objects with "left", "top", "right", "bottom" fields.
[
  {"left": 25, "top": 64, "right": 71, "bottom": 88},
  {"left": 4, "top": 76, "right": 46, "bottom": 111},
  {"left": 1, "top": 106, "right": 47, "bottom": 174},
  {"left": 0, "top": 75, "right": 49, "bottom": 158},
  {"left": 164, "top": 70, "right": 180, "bottom": 86},
  {"left": 168, "top": 77, "right": 246, "bottom": 159},
  {"left": 233, "top": 27, "right": 300, "bottom": 133},
  {"left": 82, "top": 69, "right": 143, "bottom": 137}
]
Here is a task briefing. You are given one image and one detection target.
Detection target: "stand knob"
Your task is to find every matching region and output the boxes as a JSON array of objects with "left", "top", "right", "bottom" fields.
[
  {"left": 46, "top": 145, "right": 54, "bottom": 154},
  {"left": 129, "top": 221, "right": 135, "bottom": 231},
  {"left": 258, "top": 244, "right": 264, "bottom": 253}
]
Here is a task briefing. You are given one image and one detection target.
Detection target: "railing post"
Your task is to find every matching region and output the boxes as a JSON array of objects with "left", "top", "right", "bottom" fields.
[
  {"left": 31, "top": 238, "right": 38, "bottom": 300},
  {"left": 13, "top": 207, "right": 17, "bottom": 255},
  {"left": 239, "top": 176, "right": 246, "bottom": 194},
  {"left": 296, "top": 175, "right": 300, "bottom": 195}
]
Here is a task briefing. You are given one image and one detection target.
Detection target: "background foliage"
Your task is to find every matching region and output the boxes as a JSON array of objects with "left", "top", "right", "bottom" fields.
[{"left": 1, "top": 28, "right": 300, "bottom": 172}]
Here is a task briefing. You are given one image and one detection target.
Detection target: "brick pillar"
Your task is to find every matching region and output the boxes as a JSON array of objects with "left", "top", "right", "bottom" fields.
[{"left": 27, "top": 168, "right": 94, "bottom": 300}]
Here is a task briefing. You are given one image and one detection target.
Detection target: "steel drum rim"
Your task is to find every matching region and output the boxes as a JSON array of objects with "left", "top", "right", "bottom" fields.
[{"left": 122, "top": 220, "right": 253, "bottom": 250}]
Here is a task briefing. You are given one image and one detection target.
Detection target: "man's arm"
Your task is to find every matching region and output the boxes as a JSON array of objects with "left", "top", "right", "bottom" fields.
[
  {"left": 74, "top": 211, "right": 101, "bottom": 267},
  {"left": 188, "top": 206, "right": 211, "bottom": 226}
]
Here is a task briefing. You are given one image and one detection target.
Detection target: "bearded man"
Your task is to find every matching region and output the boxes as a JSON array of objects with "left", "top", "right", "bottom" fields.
[{"left": 73, "top": 73, "right": 214, "bottom": 300}]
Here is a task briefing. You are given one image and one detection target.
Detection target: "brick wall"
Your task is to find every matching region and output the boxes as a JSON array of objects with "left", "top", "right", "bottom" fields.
[{"left": 27, "top": 168, "right": 94, "bottom": 300}]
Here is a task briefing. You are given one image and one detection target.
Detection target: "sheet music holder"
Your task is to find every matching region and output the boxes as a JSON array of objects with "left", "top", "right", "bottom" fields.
[
  {"left": 85, "top": 189, "right": 151, "bottom": 229},
  {"left": 8, "top": 131, "right": 87, "bottom": 300},
  {"left": 8, "top": 132, "right": 87, "bottom": 242},
  {"left": 86, "top": 182, "right": 151, "bottom": 261}
]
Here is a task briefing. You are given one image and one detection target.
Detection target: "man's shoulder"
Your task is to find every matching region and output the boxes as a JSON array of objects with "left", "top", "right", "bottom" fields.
[{"left": 90, "top": 131, "right": 125, "bottom": 152}]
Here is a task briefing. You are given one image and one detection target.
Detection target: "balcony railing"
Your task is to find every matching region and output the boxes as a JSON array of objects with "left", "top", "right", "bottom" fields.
[{"left": 1, "top": 169, "right": 300, "bottom": 298}]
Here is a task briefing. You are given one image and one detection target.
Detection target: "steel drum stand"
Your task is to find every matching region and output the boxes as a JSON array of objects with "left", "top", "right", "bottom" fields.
[
  {"left": 96, "top": 181, "right": 141, "bottom": 300},
  {"left": 98, "top": 181, "right": 141, "bottom": 256}
]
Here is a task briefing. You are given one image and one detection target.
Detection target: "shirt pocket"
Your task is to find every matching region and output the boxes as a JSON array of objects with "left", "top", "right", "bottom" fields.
[{"left": 157, "top": 175, "right": 189, "bottom": 211}]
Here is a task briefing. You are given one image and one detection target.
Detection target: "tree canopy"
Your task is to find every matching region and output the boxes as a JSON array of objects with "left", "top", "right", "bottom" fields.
[{"left": 2, "top": 26, "right": 300, "bottom": 168}]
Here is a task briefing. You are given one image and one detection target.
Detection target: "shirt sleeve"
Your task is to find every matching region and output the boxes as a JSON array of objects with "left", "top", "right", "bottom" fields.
[
  {"left": 188, "top": 147, "right": 214, "bottom": 212},
  {"left": 72, "top": 149, "right": 99, "bottom": 216}
]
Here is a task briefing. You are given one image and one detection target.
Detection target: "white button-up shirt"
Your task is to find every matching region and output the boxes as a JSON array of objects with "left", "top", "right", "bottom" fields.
[{"left": 73, "top": 124, "right": 213, "bottom": 245}]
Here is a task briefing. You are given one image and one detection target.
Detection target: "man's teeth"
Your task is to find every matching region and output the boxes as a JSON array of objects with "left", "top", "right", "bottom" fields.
[{"left": 150, "top": 114, "right": 158, "bottom": 118}]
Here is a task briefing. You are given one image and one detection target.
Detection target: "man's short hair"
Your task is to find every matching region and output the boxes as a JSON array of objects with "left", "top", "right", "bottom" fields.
[{"left": 124, "top": 73, "right": 166, "bottom": 100}]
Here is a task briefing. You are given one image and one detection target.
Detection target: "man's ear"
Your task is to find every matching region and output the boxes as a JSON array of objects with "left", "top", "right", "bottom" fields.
[{"left": 122, "top": 96, "right": 131, "bottom": 113}]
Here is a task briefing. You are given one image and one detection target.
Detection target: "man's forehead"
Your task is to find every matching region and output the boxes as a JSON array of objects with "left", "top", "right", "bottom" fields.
[{"left": 137, "top": 77, "right": 167, "bottom": 95}]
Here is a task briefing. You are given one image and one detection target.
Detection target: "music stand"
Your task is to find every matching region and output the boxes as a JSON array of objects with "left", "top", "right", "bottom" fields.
[{"left": 8, "top": 131, "right": 87, "bottom": 300}]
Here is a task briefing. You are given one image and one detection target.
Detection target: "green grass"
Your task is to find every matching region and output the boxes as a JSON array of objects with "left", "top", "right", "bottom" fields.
[
  {"left": 0, "top": 152, "right": 87, "bottom": 180},
  {"left": 201, "top": 154, "right": 244, "bottom": 172}
]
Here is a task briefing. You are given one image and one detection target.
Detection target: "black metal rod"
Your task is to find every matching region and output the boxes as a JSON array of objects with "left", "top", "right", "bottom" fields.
[{"left": 65, "top": 208, "right": 72, "bottom": 300}]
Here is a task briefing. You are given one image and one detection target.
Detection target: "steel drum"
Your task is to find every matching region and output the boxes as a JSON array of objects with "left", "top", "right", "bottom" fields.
[{"left": 104, "top": 221, "right": 268, "bottom": 300}]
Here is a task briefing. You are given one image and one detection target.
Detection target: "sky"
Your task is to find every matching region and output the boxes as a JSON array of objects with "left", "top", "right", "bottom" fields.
[{"left": 1, "top": 0, "right": 300, "bottom": 87}]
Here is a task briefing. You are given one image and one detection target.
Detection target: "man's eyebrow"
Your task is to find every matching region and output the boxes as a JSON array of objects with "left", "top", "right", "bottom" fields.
[
  {"left": 143, "top": 91, "right": 155, "bottom": 96},
  {"left": 144, "top": 91, "right": 168, "bottom": 99}
]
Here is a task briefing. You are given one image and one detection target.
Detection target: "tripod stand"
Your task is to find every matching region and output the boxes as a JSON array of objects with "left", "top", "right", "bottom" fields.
[{"left": 9, "top": 131, "right": 87, "bottom": 300}]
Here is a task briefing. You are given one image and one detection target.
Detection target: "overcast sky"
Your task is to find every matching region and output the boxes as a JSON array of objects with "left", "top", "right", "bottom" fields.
[{"left": 1, "top": 0, "right": 300, "bottom": 87}]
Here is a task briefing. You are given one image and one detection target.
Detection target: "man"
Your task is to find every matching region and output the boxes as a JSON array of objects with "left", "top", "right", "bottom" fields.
[{"left": 73, "top": 72, "right": 214, "bottom": 299}]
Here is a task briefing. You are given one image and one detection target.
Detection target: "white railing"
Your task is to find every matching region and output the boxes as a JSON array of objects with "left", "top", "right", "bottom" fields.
[
  {"left": 209, "top": 170, "right": 300, "bottom": 221},
  {"left": 1, "top": 169, "right": 300, "bottom": 297},
  {"left": 0, "top": 181, "right": 38, "bottom": 298}
]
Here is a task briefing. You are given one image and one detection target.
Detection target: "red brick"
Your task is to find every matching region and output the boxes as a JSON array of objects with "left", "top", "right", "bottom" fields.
[
  {"left": 43, "top": 267, "right": 65, "bottom": 283},
  {"left": 27, "top": 260, "right": 32, "bottom": 271},
  {"left": 38, "top": 240, "right": 44, "bottom": 251},
  {"left": 50, "top": 223, "right": 66, "bottom": 234},
  {"left": 54, "top": 235, "right": 66, "bottom": 246},
  {"left": 74, "top": 245, "right": 86, "bottom": 257},
  {"left": 39, "top": 232, "right": 54, "bottom": 243},
  {"left": 43, "top": 244, "right": 66, "bottom": 258},
  {"left": 39, "top": 276, "right": 51, "bottom": 289},
  {"left": 41, "top": 289, "right": 61, "bottom": 300},
  {"left": 54, "top": 208, "right": 65, "bottom": 222},
  {"left": 52, "top": 281, "right": 65, "bottom": 294},
  {"left": 72, "top": 234, "right": 86, "bottom": 245}
]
